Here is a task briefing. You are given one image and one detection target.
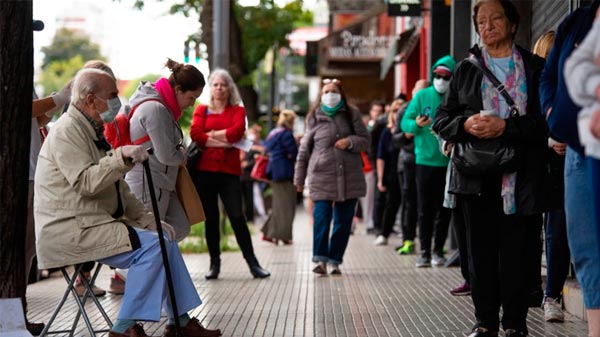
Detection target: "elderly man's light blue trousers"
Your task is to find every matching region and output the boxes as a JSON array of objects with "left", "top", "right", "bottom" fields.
[{"left": 99, "top": 229, "right": 201, "bottom": 321}]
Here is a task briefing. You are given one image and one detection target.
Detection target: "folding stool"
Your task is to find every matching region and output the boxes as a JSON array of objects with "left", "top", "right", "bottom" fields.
[{"left": 40, "top": 263, "right": 113, "bottom": 337}]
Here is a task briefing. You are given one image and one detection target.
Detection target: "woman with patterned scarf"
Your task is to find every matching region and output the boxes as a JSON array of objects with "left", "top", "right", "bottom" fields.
[{"left": 432, "top": 1, "right": 547, "bottom": 336}]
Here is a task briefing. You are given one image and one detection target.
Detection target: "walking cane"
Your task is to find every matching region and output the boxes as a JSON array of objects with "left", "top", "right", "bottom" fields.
[{"left": 142, "top": 149, "right": 182, "bottom": 337}]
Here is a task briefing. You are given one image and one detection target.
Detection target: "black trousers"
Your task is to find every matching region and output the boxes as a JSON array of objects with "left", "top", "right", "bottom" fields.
[
  {"left": 459, "top": 191, "right": 540, "bottom": 333},
  {"left": 399, "top": 160, "right": 417, "bottom": 242},
  {"left": 379, "top": 174, "right": 402, "bottom": 238},
  {"left": 191, "top": 170, "right": 258, "bottom": 267},
  {"left": 451, "top": 204, "right": 469, "bottom": 283},
  {"left": 240, "top": 179, "right": 254, "bottom": 221},
  {"left": 415, "top": 165, "right": 450, "bottom": 256}
]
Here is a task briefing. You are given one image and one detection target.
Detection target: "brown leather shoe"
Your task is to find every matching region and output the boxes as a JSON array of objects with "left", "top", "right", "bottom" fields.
[
  {"left": 163, "top": 317, "right": 221, "bottom": 337},
  {"left": 75, "top": 282, "right": 107, "bottom": 297},
  {"left": 108, "top": 323, "right": 149, "bottom": 337}
]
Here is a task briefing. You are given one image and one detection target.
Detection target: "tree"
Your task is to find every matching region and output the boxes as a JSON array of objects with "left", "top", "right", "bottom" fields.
[
  {"left": 0, "top": 1, "right": 33, "bottom": 302},
  {"left": 39, "top": 29, "right": 106, "bottom": 96},
  {"left": 40, "top": 28, "right": 105, "bottom": 69},
  {"left": 127, "top": 0, "right": 311, "bottom": 122}
]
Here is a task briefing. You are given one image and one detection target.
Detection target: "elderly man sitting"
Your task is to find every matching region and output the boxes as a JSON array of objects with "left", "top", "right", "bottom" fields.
[{"left": 34, "top": 68, "right": 221, "bottom": 337}]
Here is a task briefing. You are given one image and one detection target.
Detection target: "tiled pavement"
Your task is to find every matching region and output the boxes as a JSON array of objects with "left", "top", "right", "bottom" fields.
[{"left": 27, "top": 207, "right": 588, "bottom": 337}]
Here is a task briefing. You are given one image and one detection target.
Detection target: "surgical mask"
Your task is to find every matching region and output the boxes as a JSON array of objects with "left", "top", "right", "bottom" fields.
[
  {"left": 321, "top": 92, "right": 341, "bottom": 108},
  {"left": 97, "top": 96, "right": 122, "bottom": 123},
  {"left": 433, "top": 78, "right": 450, "bottom": 94}
]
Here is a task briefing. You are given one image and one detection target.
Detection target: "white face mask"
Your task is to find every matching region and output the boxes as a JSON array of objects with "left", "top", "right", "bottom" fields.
[
  {"left": 321, "top": 92, "right": 342, "bottom": 108},
  {"left": 97, "top": 96, "right": 122, "bottom": 123},
  {"left": 433, "top": 78, "right": 450, "bottom": 94}
]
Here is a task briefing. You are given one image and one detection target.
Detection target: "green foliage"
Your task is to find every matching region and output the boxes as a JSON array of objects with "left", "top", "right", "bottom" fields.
[
  {"left": 38, "top": 56, "right": 85, "bottom": 97},
  {"left": 178, "top": 215, "right": 241, "bottom": 253},
  {"left": 40, "top": 28, "right": 105, "bottom": 70},
  {"left": 236, "top": 0, "right": 312, "bottom": 74}
]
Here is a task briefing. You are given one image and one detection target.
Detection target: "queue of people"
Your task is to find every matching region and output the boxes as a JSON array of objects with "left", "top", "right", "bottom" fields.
[{"left": 22, "top": 0, "right": 600, "bottom": 336}]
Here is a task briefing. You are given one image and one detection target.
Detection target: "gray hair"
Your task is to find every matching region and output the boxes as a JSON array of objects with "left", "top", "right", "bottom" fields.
[
  {"left": 71, "top": 68, "right": 112, "bottom": 105},
  {"left": 208, "top": 68, "right": 242, "bottom": 107},
  {"left": 83, "top": 60, "right": 116, "bottom": 80}
]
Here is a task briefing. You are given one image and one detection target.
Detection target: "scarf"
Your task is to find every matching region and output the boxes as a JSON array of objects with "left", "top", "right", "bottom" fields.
[
  {"left": 320, "top": 99, "right": 345, "bottom": 118},
  {"left": 154, "top": 77, "right": 182, "bottom": 121},
  {"left": 479, "top": 45, "right": 527, "bottom": 215}
]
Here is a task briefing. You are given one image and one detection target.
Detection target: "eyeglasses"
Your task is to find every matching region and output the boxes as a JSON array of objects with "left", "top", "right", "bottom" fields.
[
  {"left": 433, "top": 74, "right": 452, "bottom": 81},
  {"left": 322, "top": 78, "right": 341, "bottom": 85}
]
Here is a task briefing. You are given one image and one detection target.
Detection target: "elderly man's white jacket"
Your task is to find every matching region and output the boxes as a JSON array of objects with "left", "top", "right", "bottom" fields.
[{"left": 34, "top": 106, "right": 154, "bottom": 269}]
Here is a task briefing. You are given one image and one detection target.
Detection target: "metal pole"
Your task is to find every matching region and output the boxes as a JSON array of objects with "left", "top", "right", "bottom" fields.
[
  {"left": 268, "top": 42, "right": 278, "bottom": 131},
  {"left": 212, "top": 0, "right": 230, "bottom": 70}
]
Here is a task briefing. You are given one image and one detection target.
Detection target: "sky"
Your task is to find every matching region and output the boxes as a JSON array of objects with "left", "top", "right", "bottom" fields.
[{"left": 33, "top": 0, "right": 206, "bottom": 80}]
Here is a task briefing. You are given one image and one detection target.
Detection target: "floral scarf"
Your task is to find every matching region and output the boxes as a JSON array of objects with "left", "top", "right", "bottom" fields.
[{"left": 479, "top": 45, "right": 527, "bottom": 215}]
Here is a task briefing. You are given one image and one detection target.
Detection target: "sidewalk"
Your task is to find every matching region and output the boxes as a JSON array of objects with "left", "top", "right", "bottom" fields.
[{"left": 27, "top": 206, "right": 588, "bottom": 337}]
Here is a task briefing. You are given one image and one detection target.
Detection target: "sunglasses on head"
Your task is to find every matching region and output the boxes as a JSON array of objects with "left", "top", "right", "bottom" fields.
[
  {"left": 433, "top": 74, "right": 451, "bottom": 81},
  {"left": 322, "top": 78, "right": 341, "bottom": 85}
]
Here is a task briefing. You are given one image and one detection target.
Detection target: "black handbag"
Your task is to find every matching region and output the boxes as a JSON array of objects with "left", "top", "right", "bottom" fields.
[
  {"left": 186, "top": 141, "right": 202, "bottom": 171},
  {"left": 451, "top": 55, "right": 522, "bottom": 176}
]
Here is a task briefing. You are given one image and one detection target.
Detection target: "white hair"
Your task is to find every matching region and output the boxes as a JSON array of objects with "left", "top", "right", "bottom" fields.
[
  {"left": 71, "top": 68, "right": 112, "bottom": 105},
  {"left": 208, "top": 68, "right": 242, "bottom": 107}
]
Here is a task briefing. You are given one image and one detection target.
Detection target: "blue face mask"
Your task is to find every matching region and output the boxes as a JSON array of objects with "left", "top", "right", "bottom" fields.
[{"left": 96, "top": 96, "right": 122, "bottom": 123}]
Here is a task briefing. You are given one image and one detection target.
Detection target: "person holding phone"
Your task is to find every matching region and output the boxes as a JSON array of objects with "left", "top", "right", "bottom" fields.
[{"left": 400, "top": 55, "right": 456, "bottom": 268}]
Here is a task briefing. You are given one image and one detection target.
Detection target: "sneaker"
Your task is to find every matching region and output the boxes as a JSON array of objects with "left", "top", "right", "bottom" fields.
[
  {"left": 543, "top": 297, "right": 565, "bottom": 322},
  {"left": 328, "top": 264, "right": 342, "bottom": 275},
  {"left": 108, "top": 276, "right": 125, "bottom": 295},
  {"left": 450, "top": 282, "right": 471, "bottom": 296},
  {"left": 432, "top": 254, "right": 447, "bottom": 267},
  {"left": 415, "top": 256, "right": 431, "bottom": 268},
  {"left": 74, "top": 281, "right": 106, "bottom": 297},
  {"left": 115, "top": 268, "right": 128, "bottom": 281},
  {"left": 396, "top": 240, "right": 415, "bottom": 255},
  {"left": 373, "top": 235, "right": 388, "bottom": 246},
  {"left": 312, "top": 262, "right": 327, "bottom": 275}
]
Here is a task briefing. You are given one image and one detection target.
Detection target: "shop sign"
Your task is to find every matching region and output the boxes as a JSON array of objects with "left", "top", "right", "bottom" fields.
[
  {"left": 387, "top": 0, "right": 422, "bottom": 17},
  {"left": 328, "top": 30, "right": 394, "bottom": 60}
]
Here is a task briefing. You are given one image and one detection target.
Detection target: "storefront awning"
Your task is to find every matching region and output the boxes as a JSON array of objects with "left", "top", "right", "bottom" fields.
[{"left": 379, "top": 26, "right": 420, "bottom": 80}]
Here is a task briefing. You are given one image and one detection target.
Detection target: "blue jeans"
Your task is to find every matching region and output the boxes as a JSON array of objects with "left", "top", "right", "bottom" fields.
[
  {"left": 99, "top": 229, "right": 201, "bottom": 321},
  {"left": 564, "top": 148, "right": 600, "bottom": 308},
  {"left": 588, "top": 157, "right": 600, "bottom": 250},
  {"left": 544, "top": 209, "right": 570, "bottom": 300},
  {"left": 312, "top": 199, "right": 357, "bottom": 266}
]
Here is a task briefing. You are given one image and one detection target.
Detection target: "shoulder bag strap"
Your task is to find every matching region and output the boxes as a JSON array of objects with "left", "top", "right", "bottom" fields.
[{"left": 466, "top": 57, "right": 519, "bottom": 117}]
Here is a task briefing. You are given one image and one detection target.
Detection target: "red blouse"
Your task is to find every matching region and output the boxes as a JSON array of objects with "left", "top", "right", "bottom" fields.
[{"left": 190, "top": 104, "right": 246, "bottom": 176}]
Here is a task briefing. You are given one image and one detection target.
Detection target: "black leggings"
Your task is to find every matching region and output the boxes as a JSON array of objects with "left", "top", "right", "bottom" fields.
[{"left": 191, "top": 170, "right": 258, "bottom": 267}]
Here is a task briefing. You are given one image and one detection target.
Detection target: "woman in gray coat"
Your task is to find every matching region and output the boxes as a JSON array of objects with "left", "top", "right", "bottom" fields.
[
  {"left": 294, "top": 79, "right": 370, "bottom": 275},
  {"left": 125, "top": 59, "right": 205, "bottom": 242}
]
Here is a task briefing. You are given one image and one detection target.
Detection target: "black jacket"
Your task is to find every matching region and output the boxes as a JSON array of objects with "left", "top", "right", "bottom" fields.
[{"left": 432, "top": 45, "right": 549, "bottom": 215}]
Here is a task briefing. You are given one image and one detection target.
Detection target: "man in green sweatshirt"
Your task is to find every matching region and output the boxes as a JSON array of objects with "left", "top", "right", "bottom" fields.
[{"left": 400, "top": 55, "right": 456, "bottom": 268}]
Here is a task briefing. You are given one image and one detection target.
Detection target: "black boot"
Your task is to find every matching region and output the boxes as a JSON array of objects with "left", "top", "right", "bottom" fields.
[
  {"left": 249, "top": 264, "right": 270, "bottom": 279},
  {"left": 205, "top": 261, "right": 220, "bottom": 280}
]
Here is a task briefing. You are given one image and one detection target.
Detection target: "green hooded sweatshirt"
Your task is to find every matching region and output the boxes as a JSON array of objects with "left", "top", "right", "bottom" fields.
[{"left": 400, "top": 55, "right": 456, "bottom": 167}]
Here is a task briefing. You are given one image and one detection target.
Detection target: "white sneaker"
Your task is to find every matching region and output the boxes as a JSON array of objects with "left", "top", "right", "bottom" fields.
[
  {"left": 115, "top": 268, "right": 128, "bottom": 281},
  {"left": 373, "top": 235, "right": 388, "bottom": 246},
  {"left": 328, "top": 263, "right": 341, "bottom": 275},
  {"left": 431, "top": 254, "right": 447, "bottom": 267},
  {"left": 544, "top": 297, "right": 565, "bottom": 322},
  {"left": 312, "top": 262, "right": 327, "bottom": 275}
]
